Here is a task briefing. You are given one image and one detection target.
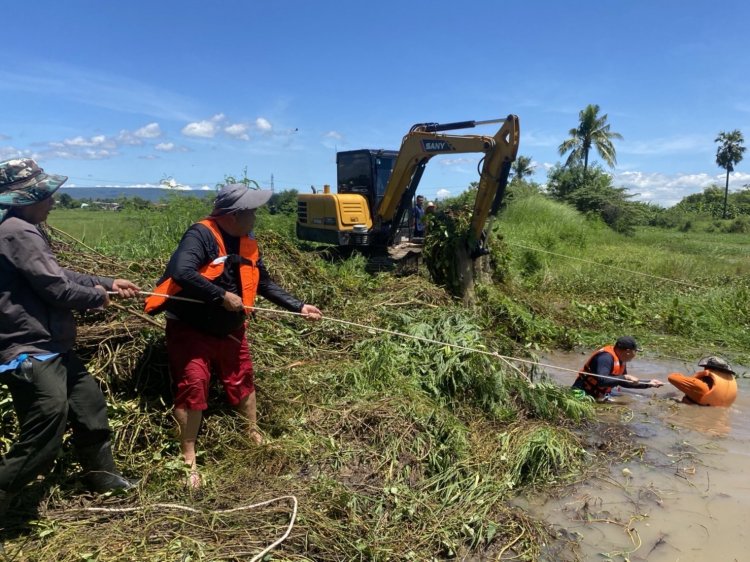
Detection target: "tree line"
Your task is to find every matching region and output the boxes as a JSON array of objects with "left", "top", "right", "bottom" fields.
[{"left": 508, "top": 104, "right": 747, "bottom": 234}]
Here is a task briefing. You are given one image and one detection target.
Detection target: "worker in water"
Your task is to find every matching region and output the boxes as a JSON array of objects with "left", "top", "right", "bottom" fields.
[
  {"left": 668, "top": 356, "right": 737, "bottom": 407},
  {"left": 573, "top": 336, "right": 664, "bottom": 401}
]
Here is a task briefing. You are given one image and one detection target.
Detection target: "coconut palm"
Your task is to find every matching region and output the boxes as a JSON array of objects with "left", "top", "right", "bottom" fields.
[
  {"left": 715, "top": 129, "right": 746, "bottom": 219},
  {"left": 511, "top": 155, "right": 535, "bottom": 181},
  {"left": 558, "top": 104, "right": 623, "bottom": 174}
]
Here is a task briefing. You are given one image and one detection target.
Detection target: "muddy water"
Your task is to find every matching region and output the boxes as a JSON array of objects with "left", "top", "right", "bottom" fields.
[{"left": 521, "top": 351, "right": 750, "bottom": 562}]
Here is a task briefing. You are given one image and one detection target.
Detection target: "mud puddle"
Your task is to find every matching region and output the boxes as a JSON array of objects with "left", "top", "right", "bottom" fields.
[{"left": 520, "top": 351, "right": 750, "bottom": 561}]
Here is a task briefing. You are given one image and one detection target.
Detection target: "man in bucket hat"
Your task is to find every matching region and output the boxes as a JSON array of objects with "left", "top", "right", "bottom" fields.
[
  {"left": 573, "top": 336, "right": 664, "bottom": 401},
  {"left": 0, "top": 158, "right": 140, "bottom": 520},
  {"left": 144, "top": 182, "right": 322, "bottom": 489},
  {"left": 667, "top": 356, "right": 737, "bottom": 407}
]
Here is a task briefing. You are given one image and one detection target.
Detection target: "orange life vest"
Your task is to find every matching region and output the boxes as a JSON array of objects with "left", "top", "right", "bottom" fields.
[
  {"left": 143, "top": 219, "right": 260, "bottom": 314},
  {"left": 577, "top": 345, "right": 625, "bottom": 398},
  {"left": 667, "top": 369, "right": 737, "bottom": 407}
]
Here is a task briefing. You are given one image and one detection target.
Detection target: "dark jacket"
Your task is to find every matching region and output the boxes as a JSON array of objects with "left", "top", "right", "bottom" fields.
[
  {"left": 157, "top": 222, "right": 304, "bottom": 337},
  {"left": 0, "top": 216, "right": 112, "bottom": 363}
]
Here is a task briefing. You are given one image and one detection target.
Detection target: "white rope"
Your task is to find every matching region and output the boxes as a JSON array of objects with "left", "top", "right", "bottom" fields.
[
  {"left": 128, "top": 291, "right": 659, "bottom": 384},
  {"left": 83, "top": 495, "right": 298, "bottom": 562}
]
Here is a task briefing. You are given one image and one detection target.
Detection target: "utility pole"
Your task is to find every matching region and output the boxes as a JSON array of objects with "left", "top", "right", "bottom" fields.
[{"left": 270, "top": 174, "right": 274, "bottom": 191}]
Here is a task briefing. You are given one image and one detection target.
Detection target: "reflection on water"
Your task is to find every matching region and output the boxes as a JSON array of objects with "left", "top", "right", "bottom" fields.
[{"left": 525, "top": 351, "right": 750, "bottom": 562}]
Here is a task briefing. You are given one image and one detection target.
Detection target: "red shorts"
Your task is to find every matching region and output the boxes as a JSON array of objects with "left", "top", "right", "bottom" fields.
[{"left": 166, "top": 320, "right": 254, "bottom": 410}]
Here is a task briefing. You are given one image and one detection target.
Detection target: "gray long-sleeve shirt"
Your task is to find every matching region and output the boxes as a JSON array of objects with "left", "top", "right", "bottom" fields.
[{"left": 0, "top": 216, "right": 113, "bottom": 363}]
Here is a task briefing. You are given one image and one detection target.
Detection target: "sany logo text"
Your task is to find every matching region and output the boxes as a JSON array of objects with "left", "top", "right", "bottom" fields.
[{"left": 422, "top": 140, "right": 455, "bottom": 152}]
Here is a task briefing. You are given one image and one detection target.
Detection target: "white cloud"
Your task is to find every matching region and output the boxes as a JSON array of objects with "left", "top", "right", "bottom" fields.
[
  {"left": 155, "top": 142, "right": 175, "bottom": 152},
  {"left": 436, "top": 188, "right": 452, "bottom": 200},
  {"left": 57, "top": 134, "right": 114, "bottom": 148},
  {"left": 39, "top": 124, "right": 171, "bottom": 160},
  {"left": 256, "top": 117, "right": 272, "bottom": 132},
  {"left": 615, "top": 170, "right": 750, "bottom": 207},
  {"left": 322, "top": 130, "right": 345, "bottom": 150},
  {"left": 182, "top": 120, "right": 219, "bottom": 138},
  {"left": 182, "top": 113, "right": 226, "bottom": 138},
  {"left": 0, "top": 133, "right": 10, "bottom": 141},
  {"left": 83, "top": 149, "right": 116, "bottom": 160},
  {"left": 134, "top": 122, "right": 162, "bottom": 139},
  {"left": 225, "top": 123, "right": 250, "bottom": 140},
  {"left": 0, "top": 146, "right": 32, "bottom": 160}
]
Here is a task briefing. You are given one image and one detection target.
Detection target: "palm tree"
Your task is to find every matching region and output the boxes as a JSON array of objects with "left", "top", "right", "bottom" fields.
[
  {"left": 558, "top": 104, "right": 623, "bottom": 175},
  {"left": 715, "top": 129, "right": 746, "bottom": 219},
  {"left": 511, "top": 155, "right": 535, "bottom": 181}
]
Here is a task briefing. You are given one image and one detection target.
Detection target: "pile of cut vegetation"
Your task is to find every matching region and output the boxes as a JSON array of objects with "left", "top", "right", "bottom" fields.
[{"left": 1, "top": 209, "right": 616, "bottom": 561}]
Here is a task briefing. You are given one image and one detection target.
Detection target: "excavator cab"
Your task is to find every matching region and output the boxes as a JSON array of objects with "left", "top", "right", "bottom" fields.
[{"left": 337, "top": 149, "right": 399, "bottom": 218}]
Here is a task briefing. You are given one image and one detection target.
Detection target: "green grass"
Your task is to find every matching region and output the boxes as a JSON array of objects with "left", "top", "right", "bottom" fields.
[{"left": 493, "top": 193, "right": 750, "bottom": 362}]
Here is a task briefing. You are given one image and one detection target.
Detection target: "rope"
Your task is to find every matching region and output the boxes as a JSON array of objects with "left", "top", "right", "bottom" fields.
[
  {"left": 507, "top": 241, "right": 709, "bottom": 290},
  {"left": 127, "top": 291, "right": 659, "bottom": 385},
  {"left": 82, "top": 495, "right": 297, "bottom": 562}
]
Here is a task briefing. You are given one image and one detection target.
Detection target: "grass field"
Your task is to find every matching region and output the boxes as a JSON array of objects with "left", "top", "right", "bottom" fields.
[{"left": 8, "top": 193, "right": 742, "bottom": 560}]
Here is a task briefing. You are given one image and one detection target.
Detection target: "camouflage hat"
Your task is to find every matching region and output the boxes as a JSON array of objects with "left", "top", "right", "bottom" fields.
[
  {"left": 698, "top": 356, "right": 735, "bottom": 375},
  {"left": 0, "top": 158, "right": 68, "bottom": 207}
]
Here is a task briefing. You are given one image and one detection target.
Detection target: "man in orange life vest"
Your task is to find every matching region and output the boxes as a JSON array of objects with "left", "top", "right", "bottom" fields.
[
  {"left": 145, "top": 183, "right": 322, "bottom": 488},
  {"left": 572, "top": 336, "right": 664, "bottom": 401},
  {"left": 667, "top": 356, "right": 737, "bottom": 407}
]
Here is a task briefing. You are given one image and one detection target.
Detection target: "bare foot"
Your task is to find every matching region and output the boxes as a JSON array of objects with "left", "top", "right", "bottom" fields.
[
  {"left": 187, "top": 468, "right": 202, "bottom": 490},
  {"left": 249, "top": 429, "right": 264, "bottom": 445}
]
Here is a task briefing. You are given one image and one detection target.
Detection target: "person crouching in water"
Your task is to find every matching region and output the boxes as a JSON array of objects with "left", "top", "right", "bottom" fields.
[
  {"left": 572, "top": 336, "right": 664, "bottom": 401},
  {"left": 144, "top": 183, "right": 322, "bottom": 489},
  {"left": 668, "top": 356, "right": 737, "bottom": 407}
]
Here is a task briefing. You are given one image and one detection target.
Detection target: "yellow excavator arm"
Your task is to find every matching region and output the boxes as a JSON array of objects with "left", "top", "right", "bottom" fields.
[
  {"left": 376, "top": 115, "right": 520, "bottom": 248},
  {"left": 296, "top": 115, "right": 519, "bottom": 253}
]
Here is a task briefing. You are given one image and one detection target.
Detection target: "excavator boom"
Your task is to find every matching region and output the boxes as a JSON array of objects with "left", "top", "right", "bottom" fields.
[{"left": 375, "top": 115, "right": 519, "bottom": 249}]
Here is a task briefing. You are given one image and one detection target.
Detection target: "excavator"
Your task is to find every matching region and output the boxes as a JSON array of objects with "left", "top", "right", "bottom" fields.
[{"left": 296, "top": 115, "right": 520, "bottom": 258}]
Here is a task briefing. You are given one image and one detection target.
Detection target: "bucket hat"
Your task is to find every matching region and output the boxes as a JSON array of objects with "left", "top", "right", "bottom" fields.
[
  {"left": 698, "top": 356, "right": 735, "bottom": 375},
  {"left": 0, "top": 158, "right": 68, "bottom": 207},
  {"left": 210, "top": 183, "right": 272, "bottom": 216}
]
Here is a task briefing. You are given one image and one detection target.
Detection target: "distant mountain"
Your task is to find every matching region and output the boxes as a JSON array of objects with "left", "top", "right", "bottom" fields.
[{"left": 58, "top": 187, "right": 214, "bottom": 202}]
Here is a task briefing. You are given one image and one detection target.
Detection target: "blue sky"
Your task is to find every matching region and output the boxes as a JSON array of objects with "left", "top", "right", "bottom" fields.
[{"left": 2, "top": 1, "right": 749, "bottom": 207}]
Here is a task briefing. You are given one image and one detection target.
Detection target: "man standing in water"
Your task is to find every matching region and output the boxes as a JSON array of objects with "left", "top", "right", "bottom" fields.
[
  {"left": 145, "top": 183, "right": 322, "bottom": 488},
  {"left": 573, "top": 336, "right": 664, "bottom": 401},
  {"left": 0, "top": 158, "right": 139, "bottom": 520}
]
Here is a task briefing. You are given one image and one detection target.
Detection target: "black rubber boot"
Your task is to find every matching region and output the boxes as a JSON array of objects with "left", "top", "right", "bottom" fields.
[
  {"left": 77, "top": 441, "right": 136, "bottom": 493},
  {"left": 0, "top": 488, "right": 15, "bottom": 523}
]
